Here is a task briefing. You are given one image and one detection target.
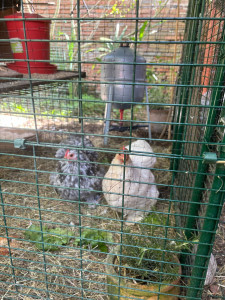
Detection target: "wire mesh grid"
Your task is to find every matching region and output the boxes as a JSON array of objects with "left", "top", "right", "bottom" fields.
[
  {"left": 172, "top": 0, "right": 225, "bottom": 298},
  {"left": 0, "top": 0, "right": 224, "bottom": 299}
]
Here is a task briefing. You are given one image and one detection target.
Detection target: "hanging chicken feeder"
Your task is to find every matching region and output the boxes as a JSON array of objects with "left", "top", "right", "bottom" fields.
[
  {"left": 4, "top": 13, "right": 57, "bottom": 74},
  {"left": 101, "top": 42, "right": 151, "bottom": 144}
]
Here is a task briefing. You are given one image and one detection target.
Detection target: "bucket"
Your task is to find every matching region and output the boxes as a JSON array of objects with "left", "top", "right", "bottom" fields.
[
  {"left": 4, "top": 13, "right": 57, "bottom": 74},
  {"left": 0, "top": 7, "right": 16, "bottom": 60}
]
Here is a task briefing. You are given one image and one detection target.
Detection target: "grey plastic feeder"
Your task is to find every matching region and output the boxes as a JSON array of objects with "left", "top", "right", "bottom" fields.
[
  {"left": 101, "top": 43, "right": 151, "bottom": 144},
  {"left": 101, "top": 42, "right": 146, "bottom": 109}
]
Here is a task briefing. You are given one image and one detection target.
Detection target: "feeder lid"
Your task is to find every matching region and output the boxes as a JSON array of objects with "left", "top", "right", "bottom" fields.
[{"left": 4, "top": 13, "right": 51, "bottom": 22}]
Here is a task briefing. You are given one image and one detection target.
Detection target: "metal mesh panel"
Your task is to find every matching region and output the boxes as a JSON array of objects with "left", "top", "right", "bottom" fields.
[
  {"left": 172, "top": 0, "right": 225, "bottom": 298},
  {"left": 0, "top": 1, "right": 224, "bottom": 299},
  {"left": 173, "top": 0, "right": 224, "bottom": 231}
]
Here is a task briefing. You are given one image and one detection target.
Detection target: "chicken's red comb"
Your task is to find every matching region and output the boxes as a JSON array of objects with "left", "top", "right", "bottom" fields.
[{"left": 64, "top": 149, "right": 70, "bottom": 159}]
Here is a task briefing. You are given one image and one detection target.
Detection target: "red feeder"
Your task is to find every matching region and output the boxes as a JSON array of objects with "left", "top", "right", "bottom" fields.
[{"left": 4, "top": 13, "right": 57, "bottom": 74}]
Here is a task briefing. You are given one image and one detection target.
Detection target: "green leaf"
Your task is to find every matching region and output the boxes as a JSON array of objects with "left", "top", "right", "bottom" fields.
[
  {"left": 68, "top": 42, "right": 75, "bottom": 58},
  {"left": 118, "top": 25, "right": 128, "bottom": 41},
  {"left": 107, "top": 43, "right": 114, "bottom": 51},
  {"left": 74, "top": 229, "right": 113, "bottom": 253},
  {"left": 139, "top": 21, "right": 148, "bottom": 41},
  {"left": 97, "top": 243, "right": 108, "bottom": 253},
  {"left": 85, "top": 49, "right": 95, "bottom": 53},
  {"left": 24, "top": 225, "right": 74, "bottom": 251}
]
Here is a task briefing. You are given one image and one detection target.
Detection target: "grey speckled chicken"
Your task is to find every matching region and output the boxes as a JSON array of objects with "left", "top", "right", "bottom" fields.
[{"left": 50, "top": 136, "right": 103, "bottom": 205}]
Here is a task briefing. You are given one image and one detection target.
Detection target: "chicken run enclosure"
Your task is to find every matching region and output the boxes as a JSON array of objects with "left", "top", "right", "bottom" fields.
[{"left": 0, "top": 0, "right": 225, "bottom": 299}]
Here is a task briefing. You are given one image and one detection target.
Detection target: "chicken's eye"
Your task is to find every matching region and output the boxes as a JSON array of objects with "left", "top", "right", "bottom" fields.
[
  {"left": 64, "top": 149, "right": 77, "bottom": 160},
  {"left": 69, "top": 153, "right": 77, "bottom": 160}
]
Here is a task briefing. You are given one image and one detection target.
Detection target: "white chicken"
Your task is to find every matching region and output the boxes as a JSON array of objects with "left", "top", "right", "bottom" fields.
[
  {"left": 102, "top": 140, "right": 159, "bottom": 223},
  {"left": 125, "top": 139, "right": 157, "bottom": 168}
]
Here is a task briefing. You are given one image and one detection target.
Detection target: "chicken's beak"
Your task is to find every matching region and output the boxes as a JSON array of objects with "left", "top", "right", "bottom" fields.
[{"left": 117, "top": 147, "right": 130, "bottom": 164}]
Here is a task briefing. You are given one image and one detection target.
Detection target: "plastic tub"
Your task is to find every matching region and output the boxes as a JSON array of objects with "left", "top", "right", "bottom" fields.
[{"left": 4, "top": 13, "right": 57, "bottom": 74}]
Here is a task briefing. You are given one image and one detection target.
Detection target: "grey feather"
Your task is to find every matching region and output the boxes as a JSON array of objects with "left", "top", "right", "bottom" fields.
[{"left": 50, "top": 136, "right": 103, "bottom": 204}]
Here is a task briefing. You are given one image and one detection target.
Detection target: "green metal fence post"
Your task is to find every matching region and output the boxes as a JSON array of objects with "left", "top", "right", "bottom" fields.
[
  {"left": 172, "top": 0, "right": 205, "bottom": 172},
  {"left": 186, "top": 142, "right": 225, "bottom": 299},
  {"left": 185, "top": 35, "right": 225, "bottom": 240}
]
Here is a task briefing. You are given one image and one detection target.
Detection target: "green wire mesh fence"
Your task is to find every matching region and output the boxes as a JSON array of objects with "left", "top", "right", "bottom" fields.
[{"left": 0, "top": 0, "right": 224, "bottom": 299}]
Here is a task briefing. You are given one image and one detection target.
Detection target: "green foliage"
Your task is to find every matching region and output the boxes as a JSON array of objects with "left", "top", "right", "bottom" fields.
[
  {"left": 74, "top": 229, "right": 113, "bottom": 253},
  {"left": 58, "top": 30, "right": 75, "bottom": 70},
  {"left": 80, "top": 95, "right": 105, "bottom": 116},
  {"left": 139, "top": 21, "right": 148, "bottom": 41},
  {"left": 108, "top": 0, "right": 136, "bottom": 18},
  {"left": 0, "top": 101, "right": 28, "bottom": 113},
  {"left": 12, "top": 103, "right": 27, "bottom": 113},
  {"left": 25, "top": 225, "right": 113, "bottom": 253},
  {"left": 99, "top": 24, "right": 128, "bottom": 51},
  {"left": 121, "top": 229, "right": 180, "bottom": 284},
  {"left": 119, "top": 210, "right": 198, "bottom": 284},
  {"left": 140, "top": 211, "right": 169, "bottom": 237},
  {"left": 57, "top": 26, "right": 77, "bottom": 97},
  {"left": 88, "top": 23, "right": 128, "bottom": 71},
  {"left": 49, "top": 93, "right": 104, "bottom": 117},
  {"left": 140, "top": 212, "right": 198, "bottom": 252},
  {"left": 24, "top": 224, "right": 74, "bottom": 251},
  {"left": 0, "top": 93, "right": 104, "bottom": 118},
  {"left": 146, "top": 68, "right": 171, "bottom": 108}
]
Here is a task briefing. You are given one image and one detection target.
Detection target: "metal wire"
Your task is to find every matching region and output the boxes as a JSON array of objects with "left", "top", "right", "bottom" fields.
[{"left": 0, "top": 0, "right": 224, "bottom": 299}]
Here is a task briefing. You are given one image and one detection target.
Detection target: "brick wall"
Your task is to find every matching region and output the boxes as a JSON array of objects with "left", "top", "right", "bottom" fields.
[{"left": 23, "top": 0, "right": 189, "bottom": 95}]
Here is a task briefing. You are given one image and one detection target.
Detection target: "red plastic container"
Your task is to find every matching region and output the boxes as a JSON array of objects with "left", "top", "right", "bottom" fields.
[{"left": 4, "top": 13, "right": 57, "bottom": 74}]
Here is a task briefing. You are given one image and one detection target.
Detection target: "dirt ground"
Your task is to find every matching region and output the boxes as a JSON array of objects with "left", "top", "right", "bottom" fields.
[
  {"left": 0, "top": 120, "right": 172, "bottom": 299},
  {"left": 0, "top": 119, "right": 224, "bottom": 299}
]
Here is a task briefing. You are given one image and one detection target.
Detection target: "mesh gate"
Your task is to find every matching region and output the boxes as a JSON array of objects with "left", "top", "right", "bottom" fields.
[
  {"left": 0, "top": 1, "right": 224, "bottom": 299},
  {"left": 172, "top": 0, "right": 225, "bottom": 298}
]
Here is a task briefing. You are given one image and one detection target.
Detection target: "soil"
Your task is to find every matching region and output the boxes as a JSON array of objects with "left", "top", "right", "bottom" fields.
[
  {"left": 0, "top": 118, "right": 224, "bottom": 299},
  {"left": 0, "top": 120, "right": 172, "bottom": 299}
]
